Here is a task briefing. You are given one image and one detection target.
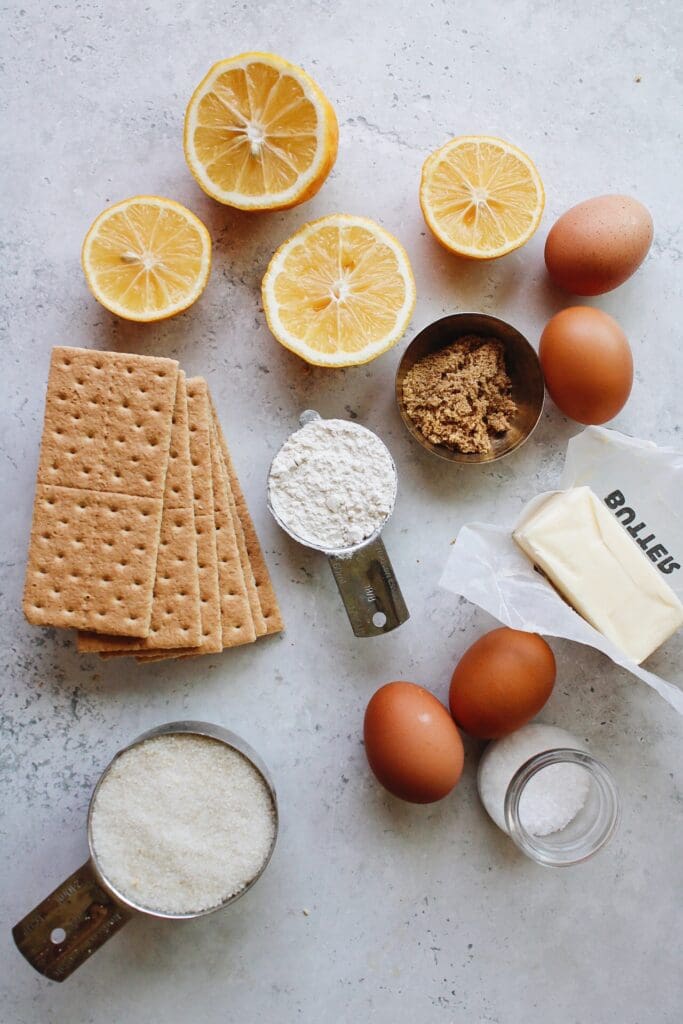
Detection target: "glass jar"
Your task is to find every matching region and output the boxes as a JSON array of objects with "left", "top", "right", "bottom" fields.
[{"left": 477, "top": 723, "right": 620, "bottom": 866}]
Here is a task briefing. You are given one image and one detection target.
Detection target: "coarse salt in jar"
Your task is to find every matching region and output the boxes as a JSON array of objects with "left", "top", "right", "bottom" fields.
[{"left": 477, "top": 723, "right": 620, "bottom": 866}]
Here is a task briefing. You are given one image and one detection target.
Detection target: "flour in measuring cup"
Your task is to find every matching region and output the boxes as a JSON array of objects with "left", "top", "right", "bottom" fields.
[{"left": 268, "top": 418, "right": 397, "bottom": 551}]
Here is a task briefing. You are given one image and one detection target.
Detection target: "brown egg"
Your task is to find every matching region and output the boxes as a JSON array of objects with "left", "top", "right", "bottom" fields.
[
  {"left": 364, "top": 681, "right": 464, "bottom": 803},
  {"left": 449, "top": 628, "right": 555, "bottom": 739},
  {"left": 545, "top": 195, "right": 653, "bottom": 296},
  {"left": 539, "top": 306, "right": 633, "bottom": 424}
]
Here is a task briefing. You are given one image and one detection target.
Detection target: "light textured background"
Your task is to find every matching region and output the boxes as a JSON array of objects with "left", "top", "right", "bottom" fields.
[{"left": 1, "top": 1, "right": 682, "bottom": 1021}]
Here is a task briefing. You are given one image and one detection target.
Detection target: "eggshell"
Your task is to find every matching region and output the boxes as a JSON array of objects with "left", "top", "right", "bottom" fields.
[
  {"left": 544, "top": 195, "right": 653, "bottom": 296},
  {"left": 539, "top": 306, "right": 633, "bottom": 424},
  {"left": 364, "top": 681, "right": 464, "bottom": 803},
  {"left": 449, "top": 628, "right": 555, "bottom": 739}
]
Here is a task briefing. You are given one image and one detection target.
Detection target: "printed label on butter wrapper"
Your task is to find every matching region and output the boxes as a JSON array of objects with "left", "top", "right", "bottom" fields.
[{"left": 441, "top": 427, "right": 683, "bottom": 713}]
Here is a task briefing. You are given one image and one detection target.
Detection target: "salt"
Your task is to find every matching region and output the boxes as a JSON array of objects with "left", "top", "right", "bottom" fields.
[
  {"left": 90, "top": 734, "right": 276, "bottom": 915},
  {"left": 477, "top": 723, "right": 590, "bottom": 836}
]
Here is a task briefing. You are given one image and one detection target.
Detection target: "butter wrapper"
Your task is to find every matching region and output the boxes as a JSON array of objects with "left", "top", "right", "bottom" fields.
[{"left": 440, "top": 427, "right": 683, "bottom": 712}]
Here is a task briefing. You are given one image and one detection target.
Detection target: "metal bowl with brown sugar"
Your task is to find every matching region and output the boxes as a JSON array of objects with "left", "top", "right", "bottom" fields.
[{"left": 395, "top": 312, "right": 545, "bottom": 464}]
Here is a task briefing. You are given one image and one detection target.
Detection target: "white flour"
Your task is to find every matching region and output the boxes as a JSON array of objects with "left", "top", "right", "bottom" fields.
[
  {"left": 268, "top": 418, "right": 397, "bottom": 551},
  {"left": 90, "top": 734, "right": 276, "bottom": 915}
]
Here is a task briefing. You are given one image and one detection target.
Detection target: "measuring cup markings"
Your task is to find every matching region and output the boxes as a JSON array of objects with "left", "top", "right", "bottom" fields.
[
  {"left": 56, "top": 877, "right": 86, "bottom": 903},
  {"left": 13, "top": 859, "right": 132, "bottom": 981}
]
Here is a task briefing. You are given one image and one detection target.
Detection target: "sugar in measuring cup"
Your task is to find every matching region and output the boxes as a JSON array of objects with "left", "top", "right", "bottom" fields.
[
  {"left": 12, "top": 721, "right": 278, "bottom": 981},
  {"left": 267, "top": 411, "right": 409, "bottom": 637}
]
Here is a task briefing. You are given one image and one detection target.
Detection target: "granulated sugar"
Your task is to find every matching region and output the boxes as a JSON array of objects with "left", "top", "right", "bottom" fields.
[
  {"left": 90, "top": 734, "right": 276, "bottom": 915},
  {"left": 477, "top": 723, "right": 590, "bottom": 836},
  {"left": 518, "top": 760, "right": 590, "bottom": 836}
]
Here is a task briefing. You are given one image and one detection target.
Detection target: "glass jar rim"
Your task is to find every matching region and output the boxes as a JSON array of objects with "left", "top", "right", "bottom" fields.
[{"left": 504, "top": 747, "right": 620, "bottom": 867}]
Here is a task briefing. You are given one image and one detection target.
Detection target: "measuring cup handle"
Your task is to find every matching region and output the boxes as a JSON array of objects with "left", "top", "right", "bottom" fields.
[
  {"left": 328, "top": 536, "right": 409, "bottom": 637},
  {"left": 12, "top": 860, "right": 132, "bottom": 981}
]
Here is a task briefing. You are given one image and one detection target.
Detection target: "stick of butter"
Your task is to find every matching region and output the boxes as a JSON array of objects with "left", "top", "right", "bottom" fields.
[{"left": 513, "top": 486, "right": 683, "bottom": 664}]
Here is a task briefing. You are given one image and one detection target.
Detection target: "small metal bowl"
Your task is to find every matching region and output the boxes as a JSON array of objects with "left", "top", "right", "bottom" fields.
[{"left": 395, "top": 312, "right": 544, "bottom": 464}]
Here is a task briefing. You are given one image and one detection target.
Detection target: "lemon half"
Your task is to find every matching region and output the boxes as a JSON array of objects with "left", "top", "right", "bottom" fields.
[
  {"left": 262, "top": 214, "right": 416, "bottom": 368},
  {"left": 184, "top": 53, "right": 338, "bottom": 211},
  {"left": 420, "top": 135, "right": 545, "bottom": 259},
  {"left": 82, "top": 196, "right": 211, "bottom": 322}
]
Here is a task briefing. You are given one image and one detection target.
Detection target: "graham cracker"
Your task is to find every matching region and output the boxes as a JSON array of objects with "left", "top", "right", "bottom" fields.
[
  {"left": 212, "top": 425, "right": 265, "bottom": 638},
  {"left": 37, "top": 347, "right": 178, "bottom": 499},
  {"left": 230, "top": 484, "right": 266, "bottom": 637},
  {"left": 24, "top": 347, "right": 178, "bottom": 636},
  {"left": 24, "top": 486, "right": 163, "bottom": 635},
  {"left": 208, "top": 394, "right": 283, "bottom": 636},
  {"left": 77, "top": 372, "right": 202, "bottom": 654},
  {"left": 210, "top": 418, "right": 256, "bottom": 646},
  {"left": 135, "top": 378, "right": 225, "bottom": 661}
]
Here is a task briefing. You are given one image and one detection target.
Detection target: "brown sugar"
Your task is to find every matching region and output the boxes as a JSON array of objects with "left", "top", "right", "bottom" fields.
[{"left": 402, "top": 336, "right": 517, "bottom": 454}]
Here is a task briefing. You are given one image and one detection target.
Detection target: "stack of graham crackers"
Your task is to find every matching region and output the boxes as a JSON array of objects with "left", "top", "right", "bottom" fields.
[{"left": 23, "top": 347, "right": 283, "bottom": 660}]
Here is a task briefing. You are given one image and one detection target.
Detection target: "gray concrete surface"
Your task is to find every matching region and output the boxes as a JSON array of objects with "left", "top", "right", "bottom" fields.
[{"left": 1, "top": 1, "right": 682, "bottom": 1021}]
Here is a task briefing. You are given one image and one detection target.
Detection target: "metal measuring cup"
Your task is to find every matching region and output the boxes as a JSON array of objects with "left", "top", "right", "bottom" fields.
[
  {"left": 396, "top": 313, "right": 545, "bottom": 464},
  {"left": 267, "top": 411, "right": 409, "bottom": 637},
  {"left": 12, "top": 721, "right": 278, "bottom": 982}
]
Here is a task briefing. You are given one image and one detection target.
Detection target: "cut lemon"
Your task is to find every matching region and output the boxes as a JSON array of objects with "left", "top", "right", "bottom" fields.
[
  {"left": 262, "top": 214, "right": 416, "bottom": 367},
  {"left": 82, "top": 196, "right": 211, "bottom": 322},
  {"left": 420, "top": 136, "right": 545, "bottom": 259},
  {"left": 184, "top": 53, "right": 338, "bottom": 211}
]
